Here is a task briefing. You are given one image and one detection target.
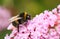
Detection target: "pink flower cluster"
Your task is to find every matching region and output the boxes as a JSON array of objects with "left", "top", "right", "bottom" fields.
[
  {"left": 0, "top": 7, "right": 11, "bottom": 31},
  {"left": 5, "top": 5, "right": 60, "bottom": 39}
]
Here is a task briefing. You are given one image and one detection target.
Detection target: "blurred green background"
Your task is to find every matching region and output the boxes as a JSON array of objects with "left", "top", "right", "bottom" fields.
[{"left": 0, "top": 0, "right": 60, "bottom": 39}]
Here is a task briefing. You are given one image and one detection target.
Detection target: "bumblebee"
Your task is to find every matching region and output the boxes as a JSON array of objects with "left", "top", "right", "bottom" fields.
[{"left": 9, "top": 12, "right": 31, "bottom": 32}]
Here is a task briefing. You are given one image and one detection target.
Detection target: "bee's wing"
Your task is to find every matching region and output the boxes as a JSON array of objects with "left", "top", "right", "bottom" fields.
[
  {"left": 9, "top": 15, "right": 19, "bottom": 20},
  {"left": 9, "top": 15, "right": 21, "bottom": 22}
]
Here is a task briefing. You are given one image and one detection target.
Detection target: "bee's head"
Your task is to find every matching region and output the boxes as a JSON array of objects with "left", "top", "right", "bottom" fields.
[{"left": 26, "top": 14, "right": 31, "bottom": 20}]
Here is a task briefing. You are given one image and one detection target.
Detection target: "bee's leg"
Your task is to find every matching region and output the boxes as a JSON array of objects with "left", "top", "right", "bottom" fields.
[{"left": 17, "top": 24, "right": 19, "bottom": 32}]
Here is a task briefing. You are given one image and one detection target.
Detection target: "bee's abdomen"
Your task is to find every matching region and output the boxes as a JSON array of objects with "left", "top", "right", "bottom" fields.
[{"left": 12, "top": 21, "right": 19, "bottom": 27}]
